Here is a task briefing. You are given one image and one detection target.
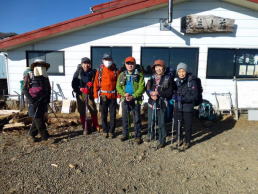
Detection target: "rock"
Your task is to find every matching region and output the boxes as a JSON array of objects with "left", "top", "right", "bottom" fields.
[
  {"left": 69, "top": 164, "right": 78, "bottom": 169},
  {"left": 76, "top": 169, "right": 82, "bottom": 174},
  {"left": 97, "top": 158, "right": 103, "bottom": 164},
  {"left": 36, "top": 185, "right": 42, "bottom": 189},
  {"left": 51, "top": 163, "right": 58, "bottom": 167}
]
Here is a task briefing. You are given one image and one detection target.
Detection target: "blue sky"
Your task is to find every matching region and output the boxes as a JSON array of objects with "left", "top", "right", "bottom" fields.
[{"left": 0, "top": 0, "right": 110, "bottom": 34}]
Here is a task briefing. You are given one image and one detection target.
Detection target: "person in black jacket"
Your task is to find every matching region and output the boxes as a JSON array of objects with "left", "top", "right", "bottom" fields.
[
  {"left": 172, "top": 62, "right": 198, "bottom": 150},
  {"left": 23, "top": 59, "right": 51, "bottom": 142},
  {"left": 146, "top": 60, "right": 174, "bottom": 149},
  {"left": 72, "top": 57, "right": 99, "bottom": 134}
]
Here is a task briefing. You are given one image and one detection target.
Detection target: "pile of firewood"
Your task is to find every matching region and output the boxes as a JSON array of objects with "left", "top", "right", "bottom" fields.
[{"left": 0, "top": 111, "right": 81, "bottom": 131}]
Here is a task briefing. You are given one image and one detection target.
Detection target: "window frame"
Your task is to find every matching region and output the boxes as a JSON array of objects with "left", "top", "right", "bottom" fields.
[
  {"left": 26, "top": 50, "right": 65, "bottom": 76},
  {"left": 140, "top": 46, "right": 199, "bottom": 76},
  {"left": 90, "top": 46, "right": 132, "bottom": 70},
  {"left": 206, "top": 48, "right": 258, "bottom": 79}
]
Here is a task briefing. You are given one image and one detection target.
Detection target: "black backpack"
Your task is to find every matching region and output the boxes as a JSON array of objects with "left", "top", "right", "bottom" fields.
[{"left": 187, "top": 74, "right": 203, "bottom": 106}]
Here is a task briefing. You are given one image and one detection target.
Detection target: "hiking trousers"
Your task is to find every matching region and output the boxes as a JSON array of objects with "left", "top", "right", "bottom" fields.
[
  {"left": 100, "top": 96, "right": 117, "bottom": 134},
  {"left": 121, "top": 101, "right": 141, "bottom": 138},
  {"left": 147, "top": 106, "right": 166, "bottom": 145},
  {"left": 173, "top": 111, "right": 193, "bottom": 144}
]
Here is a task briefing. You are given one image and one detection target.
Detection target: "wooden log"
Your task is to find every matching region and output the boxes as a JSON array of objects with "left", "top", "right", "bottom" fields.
[
  {"left": 181, "top": 15, "right": 235, "bottom": 34},
  {"left": 3, "top": 122, "right": 25, "bottom": 130}
]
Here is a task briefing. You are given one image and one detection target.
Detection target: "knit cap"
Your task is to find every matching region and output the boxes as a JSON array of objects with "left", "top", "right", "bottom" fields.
[{"left": 176, "top": 62, "right": 188, "bottom": 72}]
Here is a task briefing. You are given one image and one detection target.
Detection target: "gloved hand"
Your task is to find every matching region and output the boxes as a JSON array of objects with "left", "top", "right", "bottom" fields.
[
  {"left": 169, "top": 99, "right": 175, "bottom": 105},
  {"left": 177, "top": 95, "right": 182, "bottom": 102},
  {"left": 117, "top": 98, "right": 121, "bottom": 104},
  {"left": 87, "top": 82, "right": 93, "bottom": 88},
  {"left": 80, "top": 88, "right": 89, "bottom": 94},
  {"left": 94, "top": 98, "right": 99, "bottom": 104},
  {"left": 172, "top": 95, "right": 182, "bottom": 102}
]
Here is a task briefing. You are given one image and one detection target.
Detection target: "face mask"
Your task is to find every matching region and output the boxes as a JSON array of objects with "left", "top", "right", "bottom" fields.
[{"left": 103, "top": 60, "right": 112, "bottom": 68}]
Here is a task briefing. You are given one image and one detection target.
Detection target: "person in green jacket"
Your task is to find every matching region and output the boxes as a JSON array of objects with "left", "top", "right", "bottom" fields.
[{"left": 116, "top": 56, "right": 145, "bottom": 144}]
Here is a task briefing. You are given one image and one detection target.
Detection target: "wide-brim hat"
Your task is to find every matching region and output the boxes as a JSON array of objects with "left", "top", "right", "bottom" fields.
[
  {"left": 152, "top": 59, "right": 166, "bottom": 70},
  {"left": 30, "top": 59, "right": 50, "bottom": 70}
]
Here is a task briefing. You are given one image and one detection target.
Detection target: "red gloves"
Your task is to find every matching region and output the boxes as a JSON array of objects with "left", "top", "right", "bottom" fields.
[
  {"left": 87, "top": 82, "right": 93, "bottom": 88},
  {"left": 80, "top": 88, "right": 89, "bottom": 94},
  {"left": 80, "top": 82, "right": 92, "bottom": 94}
]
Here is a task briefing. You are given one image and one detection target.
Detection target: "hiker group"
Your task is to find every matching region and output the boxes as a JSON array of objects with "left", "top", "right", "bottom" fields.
[{"left": 24, "top": 53, "right": 203, "bottom": 151}]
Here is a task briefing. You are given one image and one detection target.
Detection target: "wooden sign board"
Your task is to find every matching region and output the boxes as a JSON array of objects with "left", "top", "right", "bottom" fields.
[{"left": 181, "top": 15, "right": 235, "bottom": 34}]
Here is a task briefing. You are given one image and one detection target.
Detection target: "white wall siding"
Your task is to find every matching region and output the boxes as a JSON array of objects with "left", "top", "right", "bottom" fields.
[{"left": 7, "top": 0, "right": 258, "bottom": 108}]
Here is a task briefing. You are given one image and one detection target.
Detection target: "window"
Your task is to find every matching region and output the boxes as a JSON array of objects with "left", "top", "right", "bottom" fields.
[
  {"left": 207, "top": 48, "right": 258, "bottom": 79},
  {"left": 91, "top": 46, "right": 132, "bottom": 69},
  {"left": 207, "top": 49, "right": 235, "bottom": 79},
  {"left": 26, "top": 51, "right": 65, "bottom": 75},
  {"left": 141, "top": 47, "right": 199, "bottom": 76}
]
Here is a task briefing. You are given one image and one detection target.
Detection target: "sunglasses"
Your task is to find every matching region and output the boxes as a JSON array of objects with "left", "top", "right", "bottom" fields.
[{"left": 126, "top": 62, "right": 135, "bottom": 65}]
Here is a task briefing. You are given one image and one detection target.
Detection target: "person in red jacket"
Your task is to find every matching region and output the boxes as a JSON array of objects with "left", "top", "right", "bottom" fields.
[{"left": 93, "top": 53, "right": 120, "bottom": 138}]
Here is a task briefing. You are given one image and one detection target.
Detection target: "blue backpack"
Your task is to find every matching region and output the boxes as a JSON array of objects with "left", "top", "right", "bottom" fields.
[{"left": 198, "top": 100, "right": 217, "bottom": 121}]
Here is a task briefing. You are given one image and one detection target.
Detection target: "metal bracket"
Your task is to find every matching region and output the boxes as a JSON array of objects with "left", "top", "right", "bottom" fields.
[{"left": 160, "top": 18, "right": 171, "bottom": 31}]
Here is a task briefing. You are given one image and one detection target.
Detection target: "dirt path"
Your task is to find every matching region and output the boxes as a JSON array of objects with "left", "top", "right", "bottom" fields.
[{"left": 0, "top": 116, "right": 257, "bottom": 194}]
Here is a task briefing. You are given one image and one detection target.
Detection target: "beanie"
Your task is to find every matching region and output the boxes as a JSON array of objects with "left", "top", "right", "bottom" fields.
[
  {"left": 177, "top": 62, "right": 188, "bottom": 72},
  {"left": 81, "top": 57, "right": 91, "bottom": 64}
]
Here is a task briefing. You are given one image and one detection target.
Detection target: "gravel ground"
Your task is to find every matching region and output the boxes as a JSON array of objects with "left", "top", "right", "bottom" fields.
[{"left": 0, "top": 115, "right": 258, "bottom": 194}]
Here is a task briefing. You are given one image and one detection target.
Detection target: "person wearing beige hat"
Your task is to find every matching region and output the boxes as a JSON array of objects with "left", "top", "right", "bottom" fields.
[
  {"left": 23, "top": 59, "right": 51, "bottom": 142},
  {"left": 145, "top": 59, "right": 175, "bottom": 149}
]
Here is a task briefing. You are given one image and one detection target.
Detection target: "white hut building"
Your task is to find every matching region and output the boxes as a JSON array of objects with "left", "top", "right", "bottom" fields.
[{"left": 0, "top": 0, "right": 258, "bottom": 110}]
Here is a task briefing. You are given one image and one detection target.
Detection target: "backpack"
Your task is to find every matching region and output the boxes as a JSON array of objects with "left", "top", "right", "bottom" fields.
[
  {"left": 119, "top": 68, "right": 142, "bottom": 86},
  {"left": 198, "top": 100, "right": 217, "bottom": 121},
  {"left": 98, "top": 64, "right": 118, "bottom": 86},
  {"left": 165, "top": 67, "right": 176, "bottom": 80},
  {"left": 149, "top": 74, "right": 170, "bottom": 91},
  {"left": 187, "top": 75, "right": 203, "bottom": 106}
]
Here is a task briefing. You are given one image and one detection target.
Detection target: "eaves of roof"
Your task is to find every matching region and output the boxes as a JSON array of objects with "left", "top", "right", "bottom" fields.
[
  {"left": 0, "top": 0, "right": 257, "bottom": 51},
  {"left": 0, "top": 0, "right": 168, "bottom": 51}
]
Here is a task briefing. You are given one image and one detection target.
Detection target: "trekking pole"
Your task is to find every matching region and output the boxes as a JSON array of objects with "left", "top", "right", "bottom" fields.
[
  {"left": 150, "top": 103, "right": 155, "bottom": 141},
  {"left": 154, "top": 102, "right": 157, "bottom": 142},
  {"left": 177, "top": 119, "right": 181, "bottom": 148},
  {"left": 83, "top": 93, "right": 88, "bottom": 135},
  {"left": 48, "top": 104, "right": 61, "bottom": 123},
  {"left": 171, "top": 117, "right": 174, "bottom": 145}
]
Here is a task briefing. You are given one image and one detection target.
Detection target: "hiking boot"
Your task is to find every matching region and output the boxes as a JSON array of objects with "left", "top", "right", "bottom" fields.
[
  {"left": 40, "top": 131, "right": 50, "bottom": 141},
  {"left": 83, "top": 129, "right": 90, "bottom": 135},
  {"left": 145, "top": 136, "right": 152, "bottom": 142},
  {"left": 171, "top": 141, "right": 177, "bottom": 149},
  {"left": 28, "top": 136, "right": 38, "bottom": 143},
  {"left": 120, "top": 136, "right": 128, "bottom": 142},
  {"left": 110, "top": 133, "right": 116, "bottom": 139},
  {"left": 157, "top": 143, "right": 165, "bottom": 149},
  {"left": 135, "top": 137, "right": 143, "bottom": 145},
  {"left": 104, "top": 133, "right": 109, "bottom": 138},
  {"left": 182, "top": 142, "right": 190, "bottom": 150}
]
